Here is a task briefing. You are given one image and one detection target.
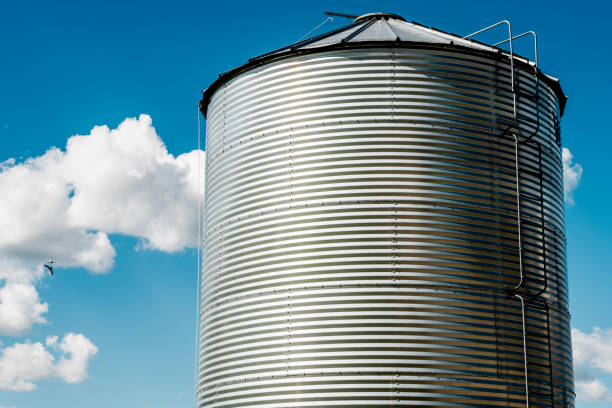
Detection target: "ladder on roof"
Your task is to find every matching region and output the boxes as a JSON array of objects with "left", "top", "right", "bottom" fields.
[
  {"left": 463, "top": 21, "right": 540, "bottom": 134},
  {"left": 464, "top": 20, "right": 559, "bottom": 408}
]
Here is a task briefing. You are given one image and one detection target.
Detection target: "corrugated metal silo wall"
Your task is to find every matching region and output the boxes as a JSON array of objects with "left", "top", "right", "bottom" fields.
[{"left": 199, "top": 47, "right": 574, "bottom": 407}]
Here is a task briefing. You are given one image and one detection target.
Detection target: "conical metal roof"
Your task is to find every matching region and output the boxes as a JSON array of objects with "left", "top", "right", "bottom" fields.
[
  {"left": 200, "top": 12, "right": 566, "bottom": 116},
  {"left": 256, "top": 12, "right": 500, "bottom": 59}
]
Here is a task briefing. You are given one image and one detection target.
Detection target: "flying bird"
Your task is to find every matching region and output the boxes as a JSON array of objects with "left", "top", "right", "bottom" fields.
[{"left": 44, "top": 257, "right": 54, "bottom": 276}]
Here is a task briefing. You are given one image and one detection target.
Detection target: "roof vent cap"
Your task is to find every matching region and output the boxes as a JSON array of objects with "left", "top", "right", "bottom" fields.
[{"left": 354, "top": 12, "right": 406, "bottom": 23}]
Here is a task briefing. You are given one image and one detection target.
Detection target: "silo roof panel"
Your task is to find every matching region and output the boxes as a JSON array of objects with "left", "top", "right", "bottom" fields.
[
  {"left": 349, "top": 18, "right": 399, "bottom": 42},
  {"left": 299, "top": 24, "right": 365, "bottom": 49},
  {"left": 387, "top": 19, "right": 450, "bottom": 43}
]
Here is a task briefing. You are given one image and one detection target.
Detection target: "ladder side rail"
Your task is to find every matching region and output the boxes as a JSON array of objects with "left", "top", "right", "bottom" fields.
[
  {"left": 512, "top": 133, "right": 530, "bottom": 408},
  {"left": 464, "top": 20, "right": 516, "bottom": 117},
  {"left": 525, "top": 299, "right": 556, "bottom": 407}
]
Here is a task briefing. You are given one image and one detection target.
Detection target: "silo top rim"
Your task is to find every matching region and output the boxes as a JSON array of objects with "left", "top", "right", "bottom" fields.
[
  {"left": 353, "top": 12, "right": 406, "bottom": 23},
  {"left": 200, "top": 13, "right": 567, "bottom": 117}
]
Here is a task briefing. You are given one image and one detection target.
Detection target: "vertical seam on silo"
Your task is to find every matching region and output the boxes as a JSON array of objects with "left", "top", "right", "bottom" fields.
[
  {"left": 545, "top": 300, "right": 555, "bottom": 405},
  {"left": 222, "top": 84, "right": 226, "bottom": 157},
  {"left": 554, "top": 226, "right": 560, "bottom": 304},
  {"left": 389, "top": 51, "right": 400, "bottom": 403},
  {"left": 488, "top": 127, "right": 504, "bottom": 384},
  {"left": 289, "top": 127, "right": 293, "bottom": 207},
  {"left": 538, "top": 143, "right": 548, "bottom": 298},
  {"left": 391, "top": 49, "right": 396, "bottom": 124},
  {"left": 488, "top": 128, "right": 500, "bottom": 280},
  {"left": 287, "top": 119, "right": 293, "bottom": 379},
  {"left": 392, "top": 199, "right": 398, "bottom": 405},
  {"left": 529, "top": 67, "right": 540, "bottom": 144},
  {"left": 217, "top": 222, "right": 222, "bottom": 302},
  {"left": 390, "top": 49, "right": 398, "bottom": 295},
  {"left": 494, "top": 293, "right": 500, "bottom": 377},
  {"left": 215, "top": 85, "right": 227, "bottom": 405},
  {"left": 488, "top": 128, "right": 494, "bottom": 209},
  {"left": 286, "top": 285, "right": 292, "bottom": 377},
  {"left": 393, "top": 200, "right": 398, "bottom": 290},
  {"left": 554, "top": 224, "right": 562, "bottom": 401},
  {"left": 394, "top": 372, "right": 400, "bottom": 407}
]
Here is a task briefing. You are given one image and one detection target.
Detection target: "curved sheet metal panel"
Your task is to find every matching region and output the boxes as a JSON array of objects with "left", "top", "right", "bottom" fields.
[{"left": 199, "top": 47, "right": 573, "bottom": 407}]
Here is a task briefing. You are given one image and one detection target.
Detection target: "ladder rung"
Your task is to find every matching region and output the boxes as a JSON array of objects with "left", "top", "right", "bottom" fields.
[
  {"left": 524, "top": 331, "right": 550, "bottom": 340},
  {"left": 521, "top": 247, "right": 544, "bottom": 256},
  {"left": 517, "top": 90, "right": 538, "bottom": 102},
  {"left": 523, "top": 283, "right": 548, "bottom": 291},
  {"left": 529, "top": 391, "right": 553, "bottom": 397},
  {"left": 519, "top": 168, "right": 541, "bottom": 178},
  {"left": 524, "top": 301, "right": 550, "bottom": 311},
  {"left": 529, "top": 387, "right": 553, "bottom": 393},
  {"left": 524, "top": 282, "right": 547, "bottom": 288},
  {"left": 529, "top": 362, "right": 553, "bottom": 368},
  {"left": 520, "top": 219, "right": 542, "bottom": 228},
  {"left": 520, "top": 191, "right": 541, "bottom": 200},
  {"left": 524, "top": 272, "right": 547, "bottom": 278},
  {"left": 493, "top": 115, "right": 539, "bottom": 133},
  {"left": 516, "top": 113, "right": 539, "bottom": 125},
  {"left": 519, "top": 193, "right": 542, "bottom": 205}
]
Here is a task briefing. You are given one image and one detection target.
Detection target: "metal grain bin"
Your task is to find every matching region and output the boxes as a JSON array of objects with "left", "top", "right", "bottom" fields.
[{"left": 198, "top": 13, "right": 573, "bottom": 407}]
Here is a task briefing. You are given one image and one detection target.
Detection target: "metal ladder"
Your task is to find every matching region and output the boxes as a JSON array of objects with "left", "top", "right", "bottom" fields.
[
  {"left": 464, "top": 21, "right": 556, "bottom": 408},
  {"left": 515, "top": 134, "right": 556, "bottom": 407}
]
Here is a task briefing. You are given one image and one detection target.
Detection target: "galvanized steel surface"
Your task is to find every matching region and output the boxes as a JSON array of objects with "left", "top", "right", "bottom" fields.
[{"left": 199, "top": 46, "right": 573, "bottom": 407}]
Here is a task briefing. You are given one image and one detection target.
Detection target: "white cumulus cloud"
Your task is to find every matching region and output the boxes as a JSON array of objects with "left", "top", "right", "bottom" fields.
[
  {"left": 60, "top": 115, "right": 201, "bottom": 253},
  {"left": 575, "top": 377, "right": 612, "bottom": 402},
  {"left": 562, "top": 147, "right": 582, "bottom": 205},
  {"left": 0, "top": 114, "right": 204, "bottom": 337},
  {"left": 573, "top": 327, "right": 612, "bottom": 402},
  {"left": 0, "top": 259, "right": 47, "bottom": 336},
  {"left": 0, "top": 113, "right": 202, "bottom": 270},
  {"left": 0, "top": 333, "right": 98, "bottom": 391}
]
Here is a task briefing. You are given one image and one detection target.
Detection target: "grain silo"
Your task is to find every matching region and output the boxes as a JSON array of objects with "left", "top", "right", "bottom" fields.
[{"left": 197, "top": 12, "right": 574, "bottom": 407}]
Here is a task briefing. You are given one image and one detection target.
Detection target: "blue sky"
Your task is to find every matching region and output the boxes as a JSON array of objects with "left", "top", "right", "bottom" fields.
[{"left": 0, "top": 0, "right": 610, "bottom": 407}]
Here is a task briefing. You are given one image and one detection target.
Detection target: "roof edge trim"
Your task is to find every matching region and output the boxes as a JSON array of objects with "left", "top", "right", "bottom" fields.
[{"left": 200, "top": 42, "right": 567, "bottom": 118}]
